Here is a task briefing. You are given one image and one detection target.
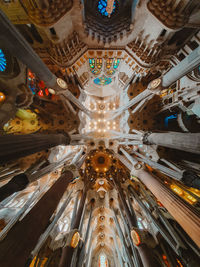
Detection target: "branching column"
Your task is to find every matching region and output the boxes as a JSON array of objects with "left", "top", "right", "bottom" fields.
[
  {"left": 133, "top": 168, "right": 200, "bottom": 247},
  {"left": 0, "top": 173, "right": 29, "bottom": 202},
  {"left": 162, "top": 45, "right": 200, "bottom": 87},
  {"left": 59, "top": 188, "right": 87, "bottom": 267},
  {"left": 144, "top": 132, "right": 200, "bottom": 155},
  {"left": 0, "top": 133, "right": 70, "bottom": 164},
  {"left": 0, "top": 170, "right": 73, "bottom": 267},
  {"left": 113, "top": 175, "right": 158, "bottom": 267}
]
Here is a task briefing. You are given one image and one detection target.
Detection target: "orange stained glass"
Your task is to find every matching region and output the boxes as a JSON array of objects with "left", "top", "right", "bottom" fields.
[
  {"left": 106, "top": 58, "right": 113, "bottom": 69},
  {"left": 96, "top": 58, "right": 103, "bottom": 69}
]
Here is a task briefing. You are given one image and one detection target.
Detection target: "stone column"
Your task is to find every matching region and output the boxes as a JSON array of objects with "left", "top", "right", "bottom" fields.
[
  {"left": 133, "top": 168, "right": 200, "bottom": 247},
  {"left": 59, "top": 189, "right": 87, "bottom": 267},
  {"left": 144, "top": 132, "right": 200, "bottom": 155},
  {"left": 0, "top": 170, "right": 73, "bottom": 267},
  {"left": 162, "top": 45, "right": 200, "bottom": 87},
  {"left": 0, "top": 133, "right": 70, "bottom": 164},
  {"left": 113, "top": 210, "right": 134, "bottom": 267},
  {"left": 77, "top": 204, "right": 93, "bottom": 267},
  {"left": 0, "top": 173, "right": 29, "bottom": 202},
  {"left": 111, "top": 89, "right": 152, "bottom": 119}
]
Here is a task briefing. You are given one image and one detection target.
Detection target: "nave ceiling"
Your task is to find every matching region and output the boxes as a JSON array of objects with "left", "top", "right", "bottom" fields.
[{"left": 0, "top": 0, "right": 200, "bottom": 266}]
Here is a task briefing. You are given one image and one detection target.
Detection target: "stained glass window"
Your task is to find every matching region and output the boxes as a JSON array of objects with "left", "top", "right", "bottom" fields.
[
  {"left": 94, "top": 75, "right": 112, "bottom": 86},
  {"left": 106, "top": 58, "right": 113, "bottom": 69},
  {"left": 99, "top": 254, "right": 108, "bottom": 267},
  {"left": 98, "top": 0, "right": 116, "bottom": 17},
  {"left": 96, "top": 58, "right": 103, "bottom": 69},
  {"left": 0, "top": 49, "right": 7, "bottom": 72},
  {"left": 113, "top": 58, "right": 120, "bottom": 69},
  {"left": 89, "top": 58, "right": 95, "bottom": 69},
  {"left": 27, "top": 70, "right": 50, "bottom": 97},
  {"left": 89, "top": 58, "right": 102, "bottom": 75},
  {"left": 106, "top": 69, "right": 115, "bottom": 76},
  {"left": 92, "top": 69, "right": 102, "bottom": 75}
]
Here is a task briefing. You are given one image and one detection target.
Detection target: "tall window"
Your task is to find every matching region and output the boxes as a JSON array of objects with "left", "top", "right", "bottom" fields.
[
  {"left": 98, "top": 0, "right": 116, "bottom": 17},
  {"left": 99, "top": 254, "right": 108, "bottom": 267},
  {"left": 0, "top": 49, "right": 7, "bottom": 72}
]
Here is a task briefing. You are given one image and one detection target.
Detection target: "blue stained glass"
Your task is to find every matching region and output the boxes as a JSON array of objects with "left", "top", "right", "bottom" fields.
[
  {"left": 98, "top": 0, "right": 116, "bottom": 17},
  {"left": 94, "top": 75, "right": 112, "bottom": 86},
  {"left": 113, "top": 58, "right": 120, "bottom": 69},
  {"left": 0, "top": 49, "right": 7, "bottom": 72},
  {"left": 164, "top": 114, "right": 177, "bottom": 127}
]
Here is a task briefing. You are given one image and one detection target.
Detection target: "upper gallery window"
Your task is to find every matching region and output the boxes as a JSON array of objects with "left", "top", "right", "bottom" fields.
[
  {"left": 98, "top": 0, "right": 116, "bottom": 17},
  {"left": 99, "top": 254, "right": 108, "bottom": 267},
  {"left": 0, "top": 49, "right": 7, "bottom": 72}
]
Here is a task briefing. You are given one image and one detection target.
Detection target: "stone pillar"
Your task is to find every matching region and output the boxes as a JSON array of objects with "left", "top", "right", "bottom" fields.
[
  {"left": 59, "top": 189, "right": 87, "bottom": 267},
  {"left": 111, "top": 89, "right": 152, "bottom": 119},
  {"left": 0, "top": 133, "right": 70, "bottom": 164},
  {"left": 144, "top": 132, "right": 200, "bottom": 155},
  {"left": 77, "top": 204, "right": 93, "bottom": 267},
  {"left": 0, "top": 173, "right": 29, "bottom": 202},
  {"left": 162, "top": 45, "right": 200, "bottom": 87},
  {"left": 0, "top": 170, "right": 73, "bottom": 267},
  {"left": 133, "top": 168, "right": 200, "bottom": 247}
]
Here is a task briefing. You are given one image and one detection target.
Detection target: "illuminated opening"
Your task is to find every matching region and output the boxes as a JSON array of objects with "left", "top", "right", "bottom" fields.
[
  {"left": 99, "top": 254, "right": 108, "bottom": 267},
  {"left": 98, "top": 0, "right": 116, "bottom": 17},
  {"left": 0, "top": 49, "right": 7, "bottom": 72}
]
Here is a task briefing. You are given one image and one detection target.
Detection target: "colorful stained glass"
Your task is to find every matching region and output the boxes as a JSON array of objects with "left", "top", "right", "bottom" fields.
[
  {"left": 92, "top": 69, "right": 101, "bottom": 75},
  {"left": 113, "top": 58, "right": 120, "bottom": 69},
  {"left": 94, "top": 75, "right": 112, "bottom": 86},
  {"left": 0, "top": 49, "right": 7, "bottom": 72},
  {"left": 96, "top": 58, "right": 102, "bottom": 69},
  {"left": 106, "top": 69, "right": 115, "bottom": 76},
  {"left": 106, "top": 58, "right": 113, "bottom": 69},
  {"left": 27, "top": 70, "right": 50, "bottom": 97},
  {"left": 89, "top": 58, "right": 102, "bottom": 75},
  {"left": 99, "top": 254, "right": 108, "bottom": 267},
  {"left": 89, "top": 58, "right": 95, "bottom": 69},
  {"left": 98, "top": 0, "right": 116, "bottom": 17}
]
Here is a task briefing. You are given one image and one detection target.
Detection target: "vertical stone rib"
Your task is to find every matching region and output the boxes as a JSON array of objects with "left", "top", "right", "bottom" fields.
[
  {"left": 59, "top": 189, "right": 87, "bottom": 267},
  {"left": 135, "top": 169, "right": 200, "bottom": 247}
]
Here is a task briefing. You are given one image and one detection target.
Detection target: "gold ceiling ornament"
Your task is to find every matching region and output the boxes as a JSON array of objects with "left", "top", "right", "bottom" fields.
[
  {"left": 57, "top": 78, "right": 67, "bottom": 89},
  {"left": 91, "top": 151, "right": 112, "bottom": 173},
  {"left": 70, "top": 231, "right": 80, "bottom": 248},
  {"left": 150, "top": 78, "right": 162, "bottom": 90}
]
